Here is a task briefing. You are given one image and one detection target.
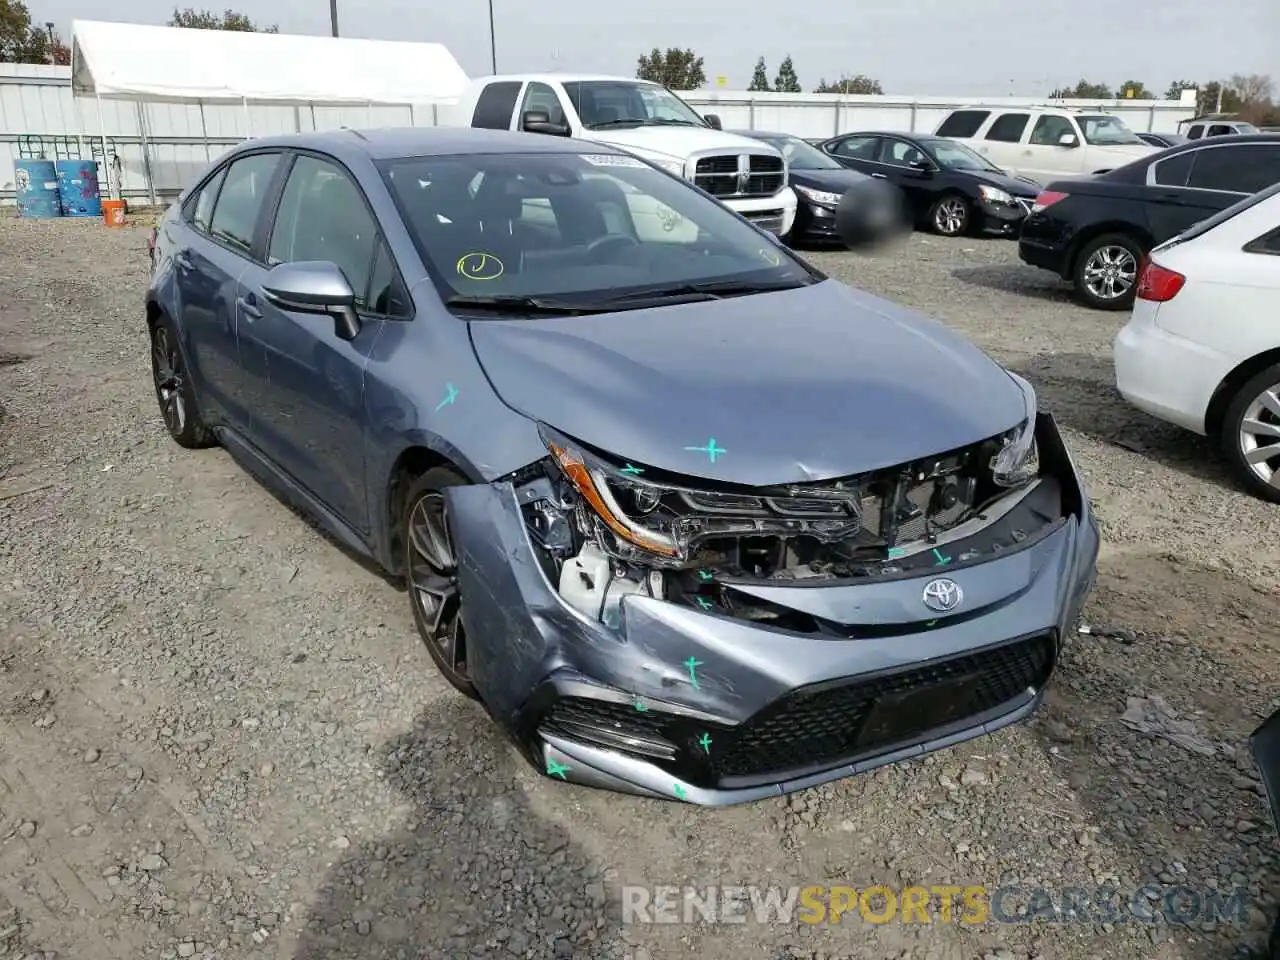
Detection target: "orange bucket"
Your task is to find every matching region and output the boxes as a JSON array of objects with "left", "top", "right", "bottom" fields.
[{"left": 102, "top": 199, "right": 126, "bottom": 227}]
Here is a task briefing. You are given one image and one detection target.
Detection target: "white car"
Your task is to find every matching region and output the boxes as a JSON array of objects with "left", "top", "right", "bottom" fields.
[
  {"left": 1113, "top": 181, "right": 1280, "bottom": 502},
  {"left": 934, "top": 107, "right": 1158, "bottom": 183}
]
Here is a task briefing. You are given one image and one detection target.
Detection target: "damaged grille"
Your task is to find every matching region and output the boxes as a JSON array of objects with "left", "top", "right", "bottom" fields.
[
  {"left": 711, "top": 632, "right": 1055, "bottom": 784},
  {"left": 534, "top": 633, "right": 1055, "bottom": 789}
]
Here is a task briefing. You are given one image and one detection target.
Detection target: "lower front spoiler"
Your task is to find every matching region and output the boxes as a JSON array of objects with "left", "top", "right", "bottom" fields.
[{"left": 540, "top": 687, "right": 1045, "bottom": 805}]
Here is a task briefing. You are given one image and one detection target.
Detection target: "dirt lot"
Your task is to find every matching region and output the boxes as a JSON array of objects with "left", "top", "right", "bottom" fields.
[{"left": 2, "top": 217, "right": 1280, "bottom": 960}]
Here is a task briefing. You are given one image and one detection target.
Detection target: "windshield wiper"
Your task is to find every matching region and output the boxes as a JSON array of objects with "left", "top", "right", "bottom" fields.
[
  {"left": 445, "top": 294, "right": 601, "bottom": 316},
  {"left": 650, "top": 119, "right": 703, "bottom": 126},
  {"left": 602, "top": 277, "right": 809, "bottom": 305},
  {"left": 586, "top": 118, "right": 651, "bottom": 129}
]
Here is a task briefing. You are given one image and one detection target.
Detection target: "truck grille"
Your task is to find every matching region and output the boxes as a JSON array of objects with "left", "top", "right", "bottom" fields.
[{"left": 693, "top": 154, "right": 785, "bottom": 199}]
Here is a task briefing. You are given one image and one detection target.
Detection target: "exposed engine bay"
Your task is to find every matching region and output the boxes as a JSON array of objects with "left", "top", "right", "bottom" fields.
[{"left": 510, "top": 419, "right": 1065, "bottom": 633}]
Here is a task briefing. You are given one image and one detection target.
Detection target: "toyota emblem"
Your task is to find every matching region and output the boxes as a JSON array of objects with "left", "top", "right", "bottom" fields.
[{"left": 922, "top": 578, "right": 963, "bottom": 613}]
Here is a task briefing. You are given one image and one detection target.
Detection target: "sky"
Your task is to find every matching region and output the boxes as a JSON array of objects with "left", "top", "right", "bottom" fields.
[{"left": 32, "top": 0, "right": 1280, "bottom": 97}]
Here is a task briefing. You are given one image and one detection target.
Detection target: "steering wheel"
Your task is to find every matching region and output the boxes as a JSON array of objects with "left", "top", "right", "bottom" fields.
[{"left": 583, "top": 233, "right": 640, "bottom": 262}]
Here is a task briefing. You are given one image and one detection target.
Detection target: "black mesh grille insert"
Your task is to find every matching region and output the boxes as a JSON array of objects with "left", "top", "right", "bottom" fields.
[{"left": 710, "top": 632, "right": 1056, "bottom": 781}]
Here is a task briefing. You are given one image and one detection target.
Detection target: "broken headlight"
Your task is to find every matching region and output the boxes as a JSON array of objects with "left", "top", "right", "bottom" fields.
[
  {"left": 990, "top": 372, "right": 1039, "bottom": 487},
  {"left": 541, "top": 426, "right": 682, "bottom": 559}
]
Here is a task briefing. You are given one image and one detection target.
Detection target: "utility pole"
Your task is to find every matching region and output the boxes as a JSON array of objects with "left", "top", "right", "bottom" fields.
[
  {"left": 488, "top": 0, "right": 497, "bottom": 73},
  {"left": 45, "top": 22, "right": 54, "bottom": 64},
  {"left": 329, "top": 0, "right": 339, "bottom": 37}
]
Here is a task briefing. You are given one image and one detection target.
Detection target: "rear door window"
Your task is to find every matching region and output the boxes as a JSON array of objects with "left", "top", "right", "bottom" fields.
[
  {"left": 1187, "top": 145, "right": 1280, "bottom": 194},
  {"left": 471, "top": 81, "right": 522, "bottom": 130},
  {"left": 936, "top": 110, "right": 990, "bottom": 138},
  {"left": 832, "top": 135, "right": 881, "bottom": 160},
  {"left": 1185, "top": 125, "right": 1203, "bottom": 140},
  {"left": 1207, "top": 124, "right": 1235, "bottom": 137},
  {"left": 187, "top": 166, "right": 227, "bottom": 234},
  {"left": 1151, "top": 151, "right": 1195, "bottom": 187},
  {"left": 207, "top": 152, "right": 282, "bottom": 256},
  {"left": 985, "top": 113, "right": 1030, "bottom": 143}
]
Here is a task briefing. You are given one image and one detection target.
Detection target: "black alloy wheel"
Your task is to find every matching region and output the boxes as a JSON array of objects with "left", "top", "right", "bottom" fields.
[{"left": 403, "top": 468, "right": 477, "bottom": 698}]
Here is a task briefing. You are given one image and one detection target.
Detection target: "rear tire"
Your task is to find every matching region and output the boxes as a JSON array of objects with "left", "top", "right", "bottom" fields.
[
  {"left": 1220, "top": 364, "right": 1280, "bottom": 505},
  {"left": 1071, "top": 232, "right": 1143, "bottom": 311},
  {"left": 402, "top": 467, "right": 479, "bottom": 698},
  {"left": 149, "top": 313, "right": 215, "bottom": 449}
]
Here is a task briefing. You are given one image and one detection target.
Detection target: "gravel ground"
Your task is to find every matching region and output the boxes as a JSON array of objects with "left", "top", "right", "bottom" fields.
[{"left": 2, "top": 217, "right": 1280, "bottom": 960}]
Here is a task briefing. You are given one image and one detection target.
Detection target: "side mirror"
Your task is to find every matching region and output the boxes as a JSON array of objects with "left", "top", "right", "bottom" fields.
[
  {"left": 522, "top": 109, "right": 570, "bottom": 136},
  {"left": 261, "top": 261, "right": 361, "bottom": 341},
  {"left": 1058, "top": 133, "right": 1079, "bottom": 147},
  {"left": 907, "top": 159, "right": 935, "bottom": 174},
  {"left": 704, "top": 113, "right": 722, "bottom": 130}
]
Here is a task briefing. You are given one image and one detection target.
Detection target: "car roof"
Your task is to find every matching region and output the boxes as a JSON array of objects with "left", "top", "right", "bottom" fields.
[
  {"left": 220, "top": 127, "right": 621, "bottom": 161},
  {"left": 831, "top": 131, "right": 921, "bottom": 140},
  {"left": 479, "top": 73, "right": 656, "bottom": 85}
]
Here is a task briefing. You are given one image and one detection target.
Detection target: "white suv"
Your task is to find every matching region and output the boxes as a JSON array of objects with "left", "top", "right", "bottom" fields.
[{"left": 935, "top": 107, "right": 1158, "bottom": 183}]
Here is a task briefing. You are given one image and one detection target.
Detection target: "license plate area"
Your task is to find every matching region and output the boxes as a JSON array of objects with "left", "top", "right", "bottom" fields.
[{"left": 857, "top": 672, "right": 982, "bottom": 745}]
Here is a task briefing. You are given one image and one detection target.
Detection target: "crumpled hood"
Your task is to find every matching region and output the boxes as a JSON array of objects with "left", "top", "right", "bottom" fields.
[
  {"left": 586, "top": 126, "right": 779, "bottom": 164},
  {"left": 467, "top": 280, "right": 1027, "bottom": 486}
]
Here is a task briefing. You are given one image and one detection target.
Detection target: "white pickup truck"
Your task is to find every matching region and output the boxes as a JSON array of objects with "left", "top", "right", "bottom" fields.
[{"left": 444, "top": 73, "right": 797, "bottom": 237}]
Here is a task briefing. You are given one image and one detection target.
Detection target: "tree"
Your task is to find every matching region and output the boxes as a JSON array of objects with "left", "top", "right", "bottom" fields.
[
  {"left": 636, "top": 47, "right": 705, "bottom": 90},
  {"left": 1164, "top": 79, "right": 1197, "bottom": 101},
  {"left": 0, "top": 0, "right": 70, "bottom": 64},
  {"left": 1116, "top": 80, "right": 1153, "bottom": 99},
  {"left": 813, "top": 74, "right": 882, "bottom": 95},
  {"left": 1230, "top": 73, "right": 1274, "bottom": 106},
  {"left": 774, "top": 55, "right": 801, "bottom": 93},
  {"left": 747, "top": 57, "right": 770, "bottom": 92},
  {"left": 1048, "top": 79, "right": 1113, "bottom": 99},
  {"left": 169, "top": 7, "right": 279, "bottom": 32},
  {"left": 1195, "top": 80, "right": 1241, "bottom": 116}
]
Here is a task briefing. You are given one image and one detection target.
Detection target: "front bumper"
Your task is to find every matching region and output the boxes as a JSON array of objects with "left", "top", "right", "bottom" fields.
[
  {"left": 791, "top": 201, "right": 843, "bottom": 245},
  {"left": 976, "top": 198, "right": 1030, "bottom": 237},
  {"left": 725, "top": 187, "right": 798, "bottom": 237},
  {"left": 446, "top": 414, "right": 1099, "bottom": 805}
]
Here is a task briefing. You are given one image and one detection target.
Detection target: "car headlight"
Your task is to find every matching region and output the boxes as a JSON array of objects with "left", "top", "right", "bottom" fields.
[
  {"left": 990, "top": 372, "right": 1039, "bottom": 487},
  {"left": 541, "top": 426, "right": 681, "bottom": 558},
  {"left": 794, "top": 184, "right": 843, "bottom": 207},
  {"left": 650, "top": 158, "right": 685, "bottom": 177},
  {"left": 978, "top": 184, "right": 1014, "bottom": 205}
]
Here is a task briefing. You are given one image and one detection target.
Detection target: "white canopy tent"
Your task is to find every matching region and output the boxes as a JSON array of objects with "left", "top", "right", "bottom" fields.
[{"left": 70, "top": 19, "right": 470, "bottom": 196}]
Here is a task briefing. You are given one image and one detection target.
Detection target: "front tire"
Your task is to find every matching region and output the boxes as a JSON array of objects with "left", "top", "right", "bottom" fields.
[
  {"left": 149, "top": 313, "right": 215, "bottom": 449},
  {"left": 1221, "top": 365, "right": 1280, "bottom": 505},
  {"left": 403, "top": 467, "right": 478, "bottom": 697},
  {"left": 928, "top": 194, "right": 970, "bottom": 237},
  {"left": 1072, "top": 233, "right": 1143, "bottom": 310}
]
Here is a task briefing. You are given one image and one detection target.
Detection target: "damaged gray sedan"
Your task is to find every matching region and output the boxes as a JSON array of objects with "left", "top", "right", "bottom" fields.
[{"left": 145, "top": 127, "right": 1099, "bottom": 805}]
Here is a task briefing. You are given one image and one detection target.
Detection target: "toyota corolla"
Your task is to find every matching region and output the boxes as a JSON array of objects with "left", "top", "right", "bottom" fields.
[{"left": 145, "top": 127, "right": 1098, "bottom": 805}]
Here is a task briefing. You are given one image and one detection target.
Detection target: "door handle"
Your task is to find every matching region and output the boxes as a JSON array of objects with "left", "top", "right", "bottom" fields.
[
  {"left": 174, "top": 253, "right": 193, "bottom": 271},
  {"left": 870, "top": 172, "right": 887, "bottom": 179},
  {"left": 237, "top": 294, "right": 262, "bottom": 321},
  {"left": 1156, "top": 192, "right": 1185, "bottom": 204}
]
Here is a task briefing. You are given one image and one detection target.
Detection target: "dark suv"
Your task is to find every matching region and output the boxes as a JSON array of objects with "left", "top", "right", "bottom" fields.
[{"left": 1018, "top": 134, "right": 1280, "bottom": 309}]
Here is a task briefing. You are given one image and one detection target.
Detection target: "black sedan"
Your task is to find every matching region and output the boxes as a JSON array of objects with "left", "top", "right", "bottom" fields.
[
  {"left": 733, "top": 130, "right": 878, "bottom": 245},
  {"left": 816, "top": 131, "right": 1041, "bottom": 237},
  {"left": 1136, "top": 132, "right": 1188, "bottom": 148},
  {"left": 1019, "top": 134, "right": 1280, "bottom": 309}
]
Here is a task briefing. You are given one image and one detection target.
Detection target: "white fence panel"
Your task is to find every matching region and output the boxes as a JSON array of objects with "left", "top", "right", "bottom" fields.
[{"left": 0, "top": 62, "right": 1196, "bottom": 205}]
